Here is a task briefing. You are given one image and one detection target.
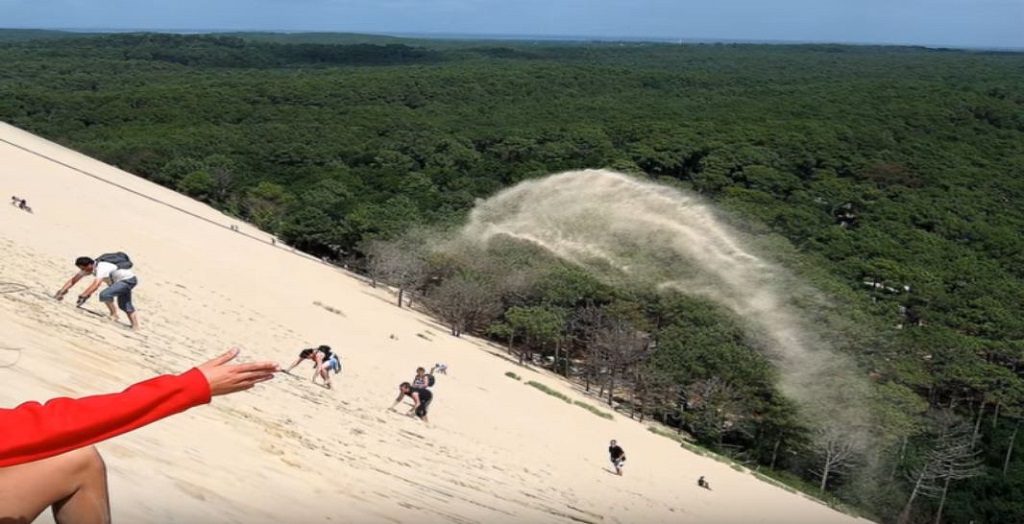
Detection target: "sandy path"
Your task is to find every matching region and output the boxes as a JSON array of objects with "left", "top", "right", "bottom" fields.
[{"left": 0, "top": 122, "right": 869, "bottom": 524}]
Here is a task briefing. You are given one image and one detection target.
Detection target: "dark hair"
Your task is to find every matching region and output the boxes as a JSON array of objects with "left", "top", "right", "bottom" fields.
[
  {"left": 400, "top": 381, "right": 411, "bottom": 390},
  {"left": 299, "top": 348, "right": 314, "bottom": 358},
  {"left": 317, "top": 345, "right": 331, "bottom": 352},
  {"left": 75, "top": 256, "right": 94, "bottom": 268},
  {"left": 416, "top": 367, "right": 425, "bottom": 373}
]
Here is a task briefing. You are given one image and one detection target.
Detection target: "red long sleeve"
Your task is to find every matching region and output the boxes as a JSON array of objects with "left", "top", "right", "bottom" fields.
[{"left": 0, "top": 368, "right": 212, "bottom": 467}]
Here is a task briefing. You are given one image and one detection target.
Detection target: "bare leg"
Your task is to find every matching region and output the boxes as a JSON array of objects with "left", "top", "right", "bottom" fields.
[
  {"left": 126, "top": 312, "right": 139, "bottom": 330},
  {"left": 102, "top": 301, "right": 118, "bottom": 321},
  {"left": 0, "top": 446, "right": 110, "bottom": 524}
]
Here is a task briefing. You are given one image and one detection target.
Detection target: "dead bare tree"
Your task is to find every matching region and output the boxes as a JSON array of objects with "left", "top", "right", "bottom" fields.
[
  {"left": 687, "top": 377, "right": 744, "bottom": 446},
  {"left": 812, "top": 426, "right": 862, "bottom": 494},
  {"left": 210, "top": 165, "right": 234, "bottom": 203},
  {"left": 364, "top": 237, "right": 428, "bottom": 307},
  {"left": 632, "top": 365, "right": 673, "bottom": 422},
  {"left": 424, "top": 273, "right": 502, "bottom": 337},
  {"left": 1005, "top": 419, "right": 1019, "bottom": 476},
  {"left": 576, "top": 306, "right": 650, "bottom": 407},
  {"left": 898, "top": 413, "right": 985, "bottom": 524}
]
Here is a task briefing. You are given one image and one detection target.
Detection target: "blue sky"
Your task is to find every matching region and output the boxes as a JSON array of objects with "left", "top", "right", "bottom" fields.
[{"left": 1, "top": 0, "right": 1022, "bottom": 48}]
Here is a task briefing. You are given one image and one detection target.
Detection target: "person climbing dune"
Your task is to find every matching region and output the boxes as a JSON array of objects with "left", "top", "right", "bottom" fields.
[
  {"left": 55, "top": 253, "right": 140, "bottom": 330},
  {"left": 0, "top": 348, "right": 278, "bottom": 523},
  {"left": 284, "top": 345, "right": 340, "bottom": 389},
  {"left": 389, "top": 382, "right": 432, "bottom": 424},
  {"left": 411, "top": 366, "right": 435, "bottom": 389}
]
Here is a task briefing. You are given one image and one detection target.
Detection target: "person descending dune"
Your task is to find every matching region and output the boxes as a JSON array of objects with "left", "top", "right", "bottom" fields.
[
  {"left": 55, "top": 253, "right": 140, "bottom": 330},
  {"left": 609, "top": 440, "right": 626, "bottom": 476},
  {"left": 0, "top": 348, "right": 278, "bottom": 523},
  {"left": 284, "top": 345, "right": 341, "bottom": 389}
]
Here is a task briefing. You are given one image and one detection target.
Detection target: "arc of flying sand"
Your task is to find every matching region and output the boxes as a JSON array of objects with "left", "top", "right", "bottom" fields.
[{"left": 456, "top": 169, "right": 870, "bottom": 438}]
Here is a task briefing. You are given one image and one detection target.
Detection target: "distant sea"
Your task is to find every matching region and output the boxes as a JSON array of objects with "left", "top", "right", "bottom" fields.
[{"left": 26, "top": 27, "right": 1024, "bottom": 52}]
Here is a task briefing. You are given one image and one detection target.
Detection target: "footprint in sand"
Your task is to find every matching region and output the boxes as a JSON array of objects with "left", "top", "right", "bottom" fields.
[{"left": 259, "top": 442, "right": 285, "bottom": 456}]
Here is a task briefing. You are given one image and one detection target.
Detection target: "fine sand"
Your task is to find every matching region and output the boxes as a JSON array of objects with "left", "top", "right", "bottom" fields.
[{"left": 0, "top": 122, "right": 871, "bottom": 524}]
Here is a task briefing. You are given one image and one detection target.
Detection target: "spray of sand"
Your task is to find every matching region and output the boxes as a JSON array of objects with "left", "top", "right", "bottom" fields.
[{"left": 458, "top": 169, "right": 870, "bottom": 438}]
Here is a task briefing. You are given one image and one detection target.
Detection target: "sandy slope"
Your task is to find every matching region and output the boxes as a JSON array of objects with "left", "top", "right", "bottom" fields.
[{"left": 0, "top": 122, "right": 869, "bottom": 524}]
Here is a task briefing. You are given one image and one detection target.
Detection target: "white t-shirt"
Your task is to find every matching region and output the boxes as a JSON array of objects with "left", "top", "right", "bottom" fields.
[{"left": 92, "top": 261, "right": 136, "bottom": 283}]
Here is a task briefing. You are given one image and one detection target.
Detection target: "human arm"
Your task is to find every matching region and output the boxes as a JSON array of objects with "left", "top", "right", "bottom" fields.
[
  {"left": 283, "top": 357, "right": 304, "bottom": 374},
  {"left": 310, "top": 352, "right": 324, "bottom": 381},
  {"left": 407, "top": 392, "right": 421, "bottom": 414},
  {"left": 389, "top": 390, "right": 406, "bottom": 410},
  {"left": 74, "top": 262, "right": 114, "bottom": 303},
  {"left": 76, "top": 278, "right": 104, "bottom": 304},
  {"left": 54, "top": 271, "right": 88, "bottom": 300},
  {"left": 0, "top": 348, "right": 277, "bottom": 468}
]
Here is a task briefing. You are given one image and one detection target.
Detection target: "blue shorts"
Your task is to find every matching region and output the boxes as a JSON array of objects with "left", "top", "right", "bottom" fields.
[
  {"left": 99, "top": 277, "right": 138, "bottom": 314},
  {"left": 324, "top": 356, "right": 341, "bottom": 374}
]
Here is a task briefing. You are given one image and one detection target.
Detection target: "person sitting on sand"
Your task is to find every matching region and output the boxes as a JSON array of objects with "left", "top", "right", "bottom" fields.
[
  {"left": 55, "top": 254, "right": 140, "bottom": 330},
  {"left": 284, "top": 345, "right": 340, "bottom": 389},
  {"left": 9, "top": 196, "right": 18, "bottom": 206},
  {"left": 609, "top": 440, "right": 626, "bottom": 476},
  {"left": 698, "top": 476, "right": 711, "bottom": 490},
  {"left": 389, "top": 382, "right": 432, "bottom": 423},
  {"left": 0, "top": 348, "right": 278, "bottom": 524},
  {"left": 431, "top": 363, "right": 447, "bottom": 375}
]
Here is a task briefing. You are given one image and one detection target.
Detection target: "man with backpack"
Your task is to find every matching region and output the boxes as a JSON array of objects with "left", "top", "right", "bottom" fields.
[{"left": 55, "top": 252, "right": 140, "bottom": 330}]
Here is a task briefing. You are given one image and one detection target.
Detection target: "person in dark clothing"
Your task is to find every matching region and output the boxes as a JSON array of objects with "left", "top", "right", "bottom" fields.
[
  {"left": 698, "top": 476, "right": 711, "bottom": 490},
  {"left": 609, "top": 440, "right": 626, "bottom": 476},
  {"left": 389, "top": 382, "right": 432, "bottom": 423}
]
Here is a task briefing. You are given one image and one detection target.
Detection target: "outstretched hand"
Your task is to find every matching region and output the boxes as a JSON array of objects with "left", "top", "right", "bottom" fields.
[{"left": 197, "top": 348, "right": 279, "bottom": 397}]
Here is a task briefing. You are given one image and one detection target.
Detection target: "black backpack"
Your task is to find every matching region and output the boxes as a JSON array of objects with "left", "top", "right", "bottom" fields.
[
  {"left": 427, "top": 374, "right": 436, "bottom": 387},
  {"left": 96, "top": 252, "right": 133, "bottom": 270}
]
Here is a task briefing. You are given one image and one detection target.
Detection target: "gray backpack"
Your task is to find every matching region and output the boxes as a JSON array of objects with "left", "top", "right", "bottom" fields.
[{"left": 96, "top": 252, "right": 133, "bottom": 270}]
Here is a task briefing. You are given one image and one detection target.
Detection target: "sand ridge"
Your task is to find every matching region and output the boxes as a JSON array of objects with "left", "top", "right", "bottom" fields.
[{"left": 0, "top": 122, "right": 869, "bottom": 523}]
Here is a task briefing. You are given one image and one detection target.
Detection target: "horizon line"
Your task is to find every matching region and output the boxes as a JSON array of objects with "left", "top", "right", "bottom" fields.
[{"left": 3, "top": 26, "right": 1023, "bottom": 53}]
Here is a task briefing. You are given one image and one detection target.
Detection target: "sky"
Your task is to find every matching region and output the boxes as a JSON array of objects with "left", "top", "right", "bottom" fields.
[{"left": 1, "top": 0, "right": 1022, "bottom": 49}]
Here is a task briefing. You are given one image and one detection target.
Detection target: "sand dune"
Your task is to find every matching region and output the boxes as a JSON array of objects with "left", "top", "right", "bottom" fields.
[{"left": 0, "top": 122, "right": 869, "bottom": 524}]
